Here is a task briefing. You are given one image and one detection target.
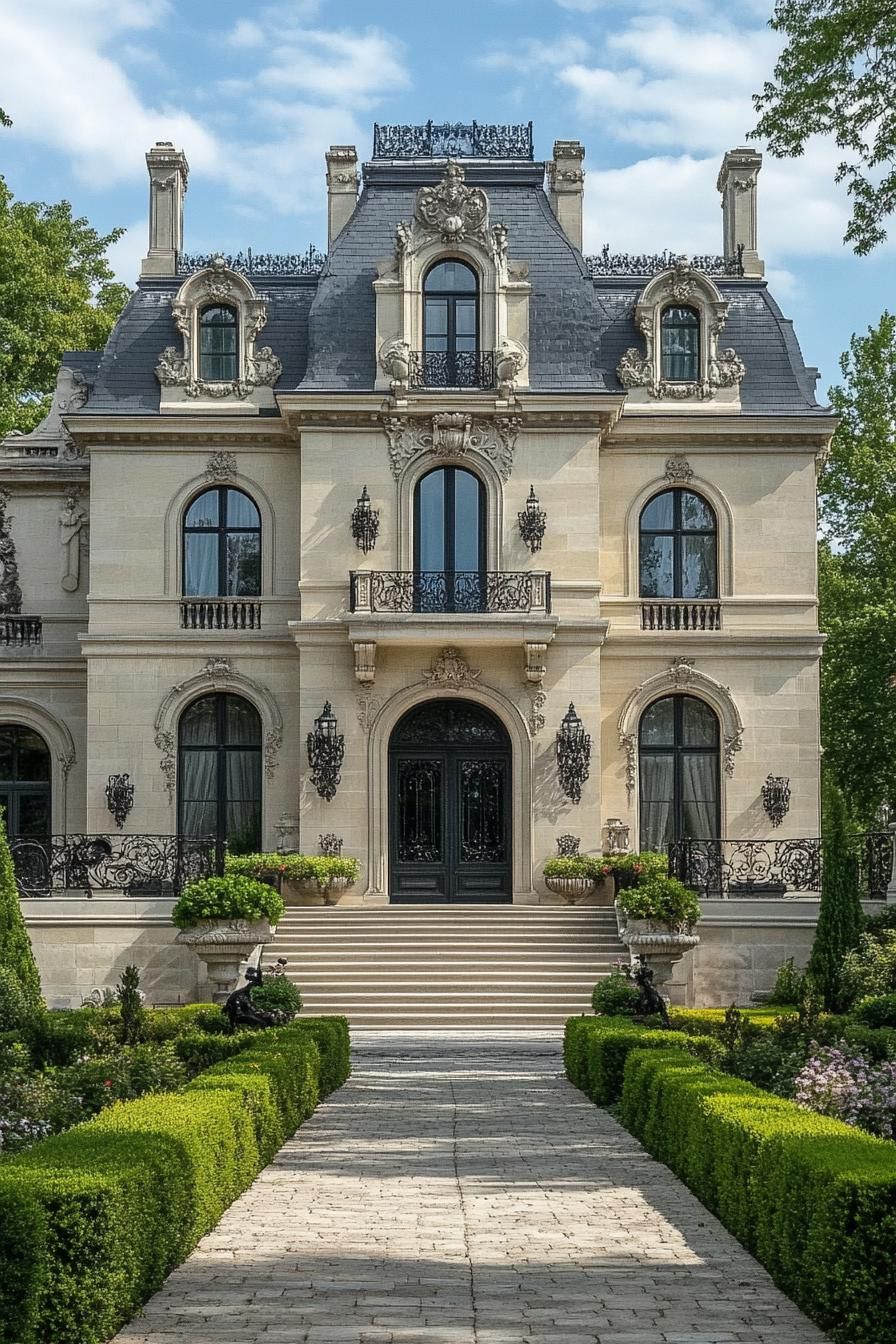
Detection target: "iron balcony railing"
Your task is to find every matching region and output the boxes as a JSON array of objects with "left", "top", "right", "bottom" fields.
[
  {"left": 180, "top": 600, "right": 262, "bottom": 631},
  {"left": 350, "top": 570, "right": 551, "bottom": 616},
  {"left": 11, "top": 834, "right": 221, "bottom": 898},
  {"left": 669, "top": 833, "right": 892, "bottom": 901},
  {"left": 409, "top": 350, "right": 496, "bottom": 390},
  {"left": 373, "top": 121, "right": 534, "bottom": 160},
  {"left": 0, "top": 615, "right": 42, "bottom": 647},
  {"left": 641, "top": 601, "right": 721, "bottom": 631}
]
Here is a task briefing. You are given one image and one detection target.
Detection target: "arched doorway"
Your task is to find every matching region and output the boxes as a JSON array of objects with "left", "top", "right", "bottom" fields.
[
  {"left": 178, "top": 693, "right": 262, "bottom": 854},
  {"left": 389, "top": 699, "right": 511, "bottom": 903},
  {"left": 638, "top": 694, "right": 720, "bottom": 851},
  {"left": 0, "top": 725, "right": 51, "bottom": 837}
]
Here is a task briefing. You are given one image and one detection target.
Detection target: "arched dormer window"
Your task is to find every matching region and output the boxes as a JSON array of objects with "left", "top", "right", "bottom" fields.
[
  {"left": 640, "top": 488, "right": 717, "bottom": 600},
  {"left": 660, "top": 306, "right": 699, "bottom": 383},
  {"left": 183, "top": 487, "right": 261, "bottom": 597},
  {"left": 423, "top": 260, "right": 479, "bottom": 387},
  {"left": 198, "top": 305, "right": 238, "bottom": 382}
]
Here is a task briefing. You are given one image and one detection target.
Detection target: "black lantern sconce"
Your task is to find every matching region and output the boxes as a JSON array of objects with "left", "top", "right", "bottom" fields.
[
  {"left": 105, "top": 773, "right": 134, "bottom": 829},
  {"left": 307, "top": 701, "right": 345, "bottom": 802},
  {"left": 761, "top": 775, "right": 791, "bottom": 828},
  {"left": 556, "top": 702, "right": 591, "bottom": 804},
  {"left": 518, "top": 485, "right": 547, "bottom": 553},
  {"left": 350, "top": 485, "right": 379, "bottom": 554}
]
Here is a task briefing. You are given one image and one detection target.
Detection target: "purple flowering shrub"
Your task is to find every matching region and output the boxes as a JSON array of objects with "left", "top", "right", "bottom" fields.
[{"left": 793, "top": 1042, "right": 896, "bottom": 1138}]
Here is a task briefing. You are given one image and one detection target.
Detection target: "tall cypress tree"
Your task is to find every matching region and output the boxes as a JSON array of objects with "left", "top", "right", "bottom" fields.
[
  {"left": 0, "top": 811, "right": 41, "bottom": 1003},
  {"left": 808, "top": 776, "right": 864, "bottom": 1010}
]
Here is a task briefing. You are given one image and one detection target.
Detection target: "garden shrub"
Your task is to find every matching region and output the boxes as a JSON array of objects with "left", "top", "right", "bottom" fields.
[
  {"left": 767, "top": 955, "right": 806, "bottom": 1005},
  {"left": 853, "top": 994, "right": 896, "bottom": 1029},
  {"left": 666, "top": 1006, "right": 782, "bottom": 1039},
  {"left": 225, "top": 852, "right": 360, "bottom": 889},
  {"left": 617, "top": 875, "right": 700, "bottom": 931},
  {"left": 250, "top": 973, "right": 302, "bottom": 1018},
  {"left": 618, "top": 1046, "right": 896, "bottom": 1344},
  {"left": 840, "top": 932, "right": 896, "bottom": 1006},
  {"left": 563, "top": 1016, "right": 722, "bottom": 1104},
  {"left": 170, "top": 875, "right": 285, "bottom": 930},
  {"left": 0, "top": 814, "right": 41, "bottom": 1004},
  {"left": 591, "top": 968, "right": 640, "bottom": 1017},
  {"left": 116, "top": 965, "right": 144, "bottom": 1045},
  {"left": 0, "top": 964, "right": 30, "bottom": 1031},
  {"left": 598, "top": 851, "right": 668, "bottom": 888},
  {"left": 808, "top": 776, "right": 864, "bottom": 1010},
  {"left": 0, "top": 1017, "right": 347, "bottom": 1344}
]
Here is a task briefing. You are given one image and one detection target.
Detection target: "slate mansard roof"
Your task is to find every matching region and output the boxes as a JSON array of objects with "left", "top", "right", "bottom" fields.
[{"left": 76, "top": 155, "right": 824, "bottom": 418}]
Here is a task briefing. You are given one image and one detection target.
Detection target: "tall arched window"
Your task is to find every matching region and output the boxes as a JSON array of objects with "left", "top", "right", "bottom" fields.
[
  {"left": 423, "top": 260, "right": 479, "bottom": 387},
  {"left": 183, "top": 487, "right": 261, "bottom": 597},
  {"left": 0, "top": 726, "right": 51, "bottom": 837},
  {"left": 639, "top": 489, "right": 717, "bottom": 600},
  {"left": 178, "top": 693, "right": 261, "bottom": 854},
  {"left": 414, "top": 465, "right": 486, "bottom": 612},
  {"left": 660, "top": 305, "right": 699, "bottom": 382},
  {"left": 199, "top": 305, "right": 238, "bottom": 382},
  {"left": 639, "top": 695, "right": 720, "bottom": 852}
]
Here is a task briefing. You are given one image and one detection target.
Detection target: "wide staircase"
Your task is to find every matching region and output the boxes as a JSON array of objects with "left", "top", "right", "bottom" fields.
[{"left": 263, "top": 905, "right": 626, "bottom": 1029}]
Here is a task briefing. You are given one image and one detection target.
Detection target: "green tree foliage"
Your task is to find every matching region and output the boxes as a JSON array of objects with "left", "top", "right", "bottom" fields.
[
  {"left": 818, "top": 313, "right": 896, "bottom": 824},
  {"left": 752, "top": 0, "right": 896, "bottom": 253},
  {"left": 0, "top": 812, "right": 41, "bottom": 1004},
  {"left": 0, "top": 114, "right": 128, "bottom": 436},
  {"left": 808, "top": 777, "right": 864, "bottom": 1010}
]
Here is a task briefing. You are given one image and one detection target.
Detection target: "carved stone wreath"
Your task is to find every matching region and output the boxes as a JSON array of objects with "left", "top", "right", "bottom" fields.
[
  {"left": 381, "top": 412, "right": 521, "bottom": 481},
  {"left": 414, "top": 161, "right": 489, "bottom": 246}
]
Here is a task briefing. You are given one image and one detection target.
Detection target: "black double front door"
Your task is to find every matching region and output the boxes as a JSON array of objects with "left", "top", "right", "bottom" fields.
[{"left": 389, "top": 699, "right": 511, "bottom": 903}]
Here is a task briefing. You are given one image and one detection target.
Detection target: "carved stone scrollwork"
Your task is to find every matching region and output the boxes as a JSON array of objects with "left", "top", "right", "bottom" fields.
[
  {"left": 523, "top": 686, "right": 546, "bottom": 736},
  {"left": 664, "top": 456, "right": 694, "bottom": 485},
  {"left": 205, "top": 451, "right": 238, "bottom": 483},
  {"left": 423, "top": 647, "right": 480, "bottom": 690},
  {"left": 0, "top": 492, "right": 22, "bottom": 614},
  {"left": 356, "top": 691, "right": 383, "bottom": 734},
  {"left": 414, "top": 161, "right": 489, "bottom": 246},
  {"left": 495, "top": 339, "right": 526, "bottom": 401},
  {"left": 379, "top": 338, "right": 413, "bottom": 396},
  {"left": 353, "top": 641, "right": 377, "bottom": 685},
  {"left": 381, "top": 413, "right": 521, "bottom": 481}
]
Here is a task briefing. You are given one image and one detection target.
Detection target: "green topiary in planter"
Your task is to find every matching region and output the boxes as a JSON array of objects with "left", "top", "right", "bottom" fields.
[
  {"left": 542, "top": 856, "right": 609, "bottom": 881},
  {"left": 225, "top": 853, "right": 360, "bottom": 890},
  {"left": 617, "top": 875, "right": 700, "bottom": 932},
  {"left": 599, "top": 852, "right": 668, "bottom": 889},
  {"left": 171, "top": 876, "right": 285, "bottom": 930}
]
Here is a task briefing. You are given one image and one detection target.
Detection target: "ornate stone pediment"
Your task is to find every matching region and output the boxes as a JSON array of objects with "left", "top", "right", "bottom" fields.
[
  {"left": 414, "top": 161, "right": 489, "bottom": 247},
  {"left": 381, "top": 412, "right": 521, "bottom": 481},
  {"left": 423, "top": 647, "right": 481, "bottom": 689}
]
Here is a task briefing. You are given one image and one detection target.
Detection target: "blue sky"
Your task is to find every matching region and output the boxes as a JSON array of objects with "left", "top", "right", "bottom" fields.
[{"left": 1, "top": 0, "right": 893, "bottom": 393}]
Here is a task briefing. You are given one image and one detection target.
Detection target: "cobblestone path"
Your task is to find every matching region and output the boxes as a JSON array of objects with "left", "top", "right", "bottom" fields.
[{"left": 113, "top": 1033, "right": 827, "bottom": 1344}]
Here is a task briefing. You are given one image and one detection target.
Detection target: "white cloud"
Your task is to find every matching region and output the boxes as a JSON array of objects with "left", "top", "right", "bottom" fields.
[
  {"left": 227, "top": 18, "right": 266, "bottom": 48},
  {"left": 477, "top": 35, "right": 591, "bottom": 73},
  {"left": 105, "top": 218, "right": 147, "bottom": 285},
  {"left": 256, "top": 27, "right": 409, "bottom": 107}
]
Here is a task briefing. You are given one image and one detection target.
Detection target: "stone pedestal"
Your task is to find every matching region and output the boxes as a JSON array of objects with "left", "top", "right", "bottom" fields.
[
  {"left": 620, "top": 916, "right": 700, "bottom": 990},
  {"left": 175, "top": 919, "right": 275, "bottom": 1003}
]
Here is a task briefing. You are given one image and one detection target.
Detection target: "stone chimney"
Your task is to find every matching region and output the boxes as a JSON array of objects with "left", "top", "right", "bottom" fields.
[
  {"left": 547, "top": 140, "right": 585, "bottom": 251},
  {"left": 140, "top": 142, "right": 189, "bottom": 278},
  {"left": 717, "top": 147, "right": 764, "bottom": 277},
  {"left": 326, "top": 145, "right": 359, "bottom": 245}
]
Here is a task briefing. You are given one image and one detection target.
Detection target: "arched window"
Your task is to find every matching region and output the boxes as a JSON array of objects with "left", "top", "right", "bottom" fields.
[
  {"left": 639, "top": 695, "right": 720, "bottom": 852},
  {"left": 414, "top": 465, "right": 486, "bottom": 612},
  {"left": 660, "top": 305, "right": 699, "bottom": 382},
  {"left": 178, "top": 693, "right": 261, "bottom": 854},
  {"left": 198, "top": 305, "right": 238, "bottom": 382},
  {"left": 183, "top": 487, "right": 261, "bottom": 597},
  {"left": 423, "top": 260, "right": 479, "bottom": 387},
  {"left": 0, "top": 725, "right": 51, "bottom": 837},
  {"left": 639, "top": 489, "right": 717, "bottom": 600}
]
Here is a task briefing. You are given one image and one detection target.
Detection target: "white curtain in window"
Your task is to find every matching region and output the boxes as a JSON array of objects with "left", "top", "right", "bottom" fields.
[
  {"left": 640, "top": 755, "right": 675, "bottom": 852},
  {"left": 681, "top": 754, "right": 718, "bottom": 838}
]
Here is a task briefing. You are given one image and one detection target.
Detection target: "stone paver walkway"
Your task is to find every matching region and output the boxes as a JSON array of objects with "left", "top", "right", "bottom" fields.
[{"left": 113, "top": 1032, "right": 827, "bottom": 1343}]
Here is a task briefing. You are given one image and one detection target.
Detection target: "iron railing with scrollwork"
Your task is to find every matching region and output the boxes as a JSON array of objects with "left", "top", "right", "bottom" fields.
[
  {"left": 0, "top": 615, "right": 42, "bottom": 647},
  {"left": 175, "top": 246, "right": 326, "bottom": 277},
  {"left": 408, "top": 350, "right": 496, "bottom": 389},
  {"left": 11, "top": 834, "right": 219, "bottom": 898},
  {"left": 586, "top": 245, "right": 745, "bottom": 279},
  {"left": 373, "top": 121, "right": 534, "bottom": 160},
  {"left": 669, "top": 833, "right": 892, "bottom": 900},
  {"left": 350, "top": 569, "right": 551, "bottom": 615}
]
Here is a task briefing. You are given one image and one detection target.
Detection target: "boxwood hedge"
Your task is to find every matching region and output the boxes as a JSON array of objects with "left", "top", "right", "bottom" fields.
[
  {"left": 563, "top": 1016, "right": 722, "bottom": 1104},
  {"left": 0, "top": 1015, "right": 349, "bottom": 1344}
]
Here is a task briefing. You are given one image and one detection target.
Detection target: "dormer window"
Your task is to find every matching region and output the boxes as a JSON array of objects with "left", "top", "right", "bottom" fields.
[
  {"left": 199, "top": 305, "right": 238, "bottom": 382},
  {"left": 660, "top": 306, "right": 699, "bottom": 383},
  {"left": 423, "top": 260, "right": 479, "bottom": 387}
]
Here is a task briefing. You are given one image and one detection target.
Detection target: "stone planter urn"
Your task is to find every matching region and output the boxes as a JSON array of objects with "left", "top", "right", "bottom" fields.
[
  {"left": 282, "top": 876, "right": 356, "bottom": 907},
  {"left": 619, "top": 915, "right": 699, "bottom": 991},
  {"left": 544, "top": 874, "right": 596, "bottom": 904},
  {"left": 175, "top": 918, "right": 275, "bottom": 1003}
]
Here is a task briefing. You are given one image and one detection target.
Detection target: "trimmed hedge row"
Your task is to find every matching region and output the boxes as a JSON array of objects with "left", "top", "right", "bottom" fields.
[
  {"left": 563, "top": 1016, "right": 722, "bottom": 1103},
  {"left": 619, "top": 1047, "right": 896, "bottom": 1344},
  {"left": 0, "top": 1016, "right": 350, "bottom": 1344}
]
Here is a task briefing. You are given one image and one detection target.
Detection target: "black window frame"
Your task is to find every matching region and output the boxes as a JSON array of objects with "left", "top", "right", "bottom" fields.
[
  {"left": 177, "top": 692, "right": 262, "bottom": 854},
  {"left": 638, "top": 487, "right": 718, "bottom": 600},
  {"left": 413, "top": 464, "right": 487, "bottom": 613},
  {"left": 660, "top": 304, "right": 700, "bottom": 383},
  {"left": 0, "top": 724, "right": 51, "bottom": 838},
  {"left": 638, "top": 694, "right": 721, "bottom": 847},
  {"left": 198, "top": 304, "right": 239, "bottom": 383},
  {"left": 423, "top": 260, "right": 479, "bottom": 357},
  {"left": 182, "top": 485, "right": 262, "bottom": 598}
]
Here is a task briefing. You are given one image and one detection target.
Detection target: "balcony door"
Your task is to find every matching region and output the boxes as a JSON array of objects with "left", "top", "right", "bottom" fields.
[
  {"left": 389, "top": 699, "right": 511, "bottom": 903},
  {"left": 423, "top": 260, "right": 478, "bottom": 387},
  {"left": 178, "top": 693, "right": 262, "bottom": 855},
  {"left": 414, "top": 466, "right": 486, "bottom": 612}
]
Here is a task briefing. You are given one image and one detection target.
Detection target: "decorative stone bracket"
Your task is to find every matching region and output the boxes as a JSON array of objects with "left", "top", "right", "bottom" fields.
[{"left": 381, "top": 412, "right": 521, "bottom": 481}]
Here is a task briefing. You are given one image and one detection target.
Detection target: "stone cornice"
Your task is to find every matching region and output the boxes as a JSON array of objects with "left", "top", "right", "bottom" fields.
[
  {"left": 278, "top": 392, "right": 625, "bottom": 434},
  {"left": 64, "top": 416, "right": 290, "bottom": 447},
  {"left": 605, "top": 412, "right": 837, "bottom": 449},
  {"left": 602, "top": 632, "right": 825, "bottom": 656}
]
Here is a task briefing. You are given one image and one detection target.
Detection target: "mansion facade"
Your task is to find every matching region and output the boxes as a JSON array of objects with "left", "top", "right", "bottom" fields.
[{"left": 0, "top": 123, "right": 833, "bottom": 907}]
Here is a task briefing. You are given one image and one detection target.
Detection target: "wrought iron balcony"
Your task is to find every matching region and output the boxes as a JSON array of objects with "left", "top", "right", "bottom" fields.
[
  {"left": 409, "top": 350, "right": 496, "bottom": 390},
  {"left": 180, "top": 600, "right": 262, "bottom": 631},
  {"left": 10, "top": 833, "right": 218, "bottom": 898},
  {"left": 373, "top": 121, "right": 534, "bottom": 160},
  {"left": 0, "top": 615, "right": 42, "bottom": 647},
  {"left": 350, "top": 570, "right": 551, "bottom": 616},
  {"left": 668, "top": 833, "right": 890, "bottom": 900},
  {"left": 641, "top": 601, "right": 721, "bottom": 632}
]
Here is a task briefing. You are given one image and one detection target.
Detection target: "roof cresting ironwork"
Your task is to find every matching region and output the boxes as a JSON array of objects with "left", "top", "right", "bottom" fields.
[{"left": 373, "top": 121, "right": 534, "bottom": 160}]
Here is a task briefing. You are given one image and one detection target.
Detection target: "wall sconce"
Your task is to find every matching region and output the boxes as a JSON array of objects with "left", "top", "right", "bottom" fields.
[
  {"left": 350, "top": 485, "right": 379, "bottom": 553},
  {"left": 319, "top": 833, "right": 343, "bottom": 856},
  {"left": 556, "top": 702, "right": 591, "bottom": 804},
  {"left": 105, "top": 773, "right": 134, "bottom": 829},
  {"left": 556, "top": 834, "right": 580, "bottom": 857},
  {"left": 518, "top": 485, "right": 547, "bottom": 553},
  {"left": 307, "top": 701, "right": 345, "bottom": 802},
  {"left": 761, "top": 775, "right": 791, "bottom": 828}
]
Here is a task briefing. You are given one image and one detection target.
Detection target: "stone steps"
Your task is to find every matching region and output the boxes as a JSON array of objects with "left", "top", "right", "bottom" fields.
[{"left": 263, "top": 904, "right": 625, "bottom": 1029}]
